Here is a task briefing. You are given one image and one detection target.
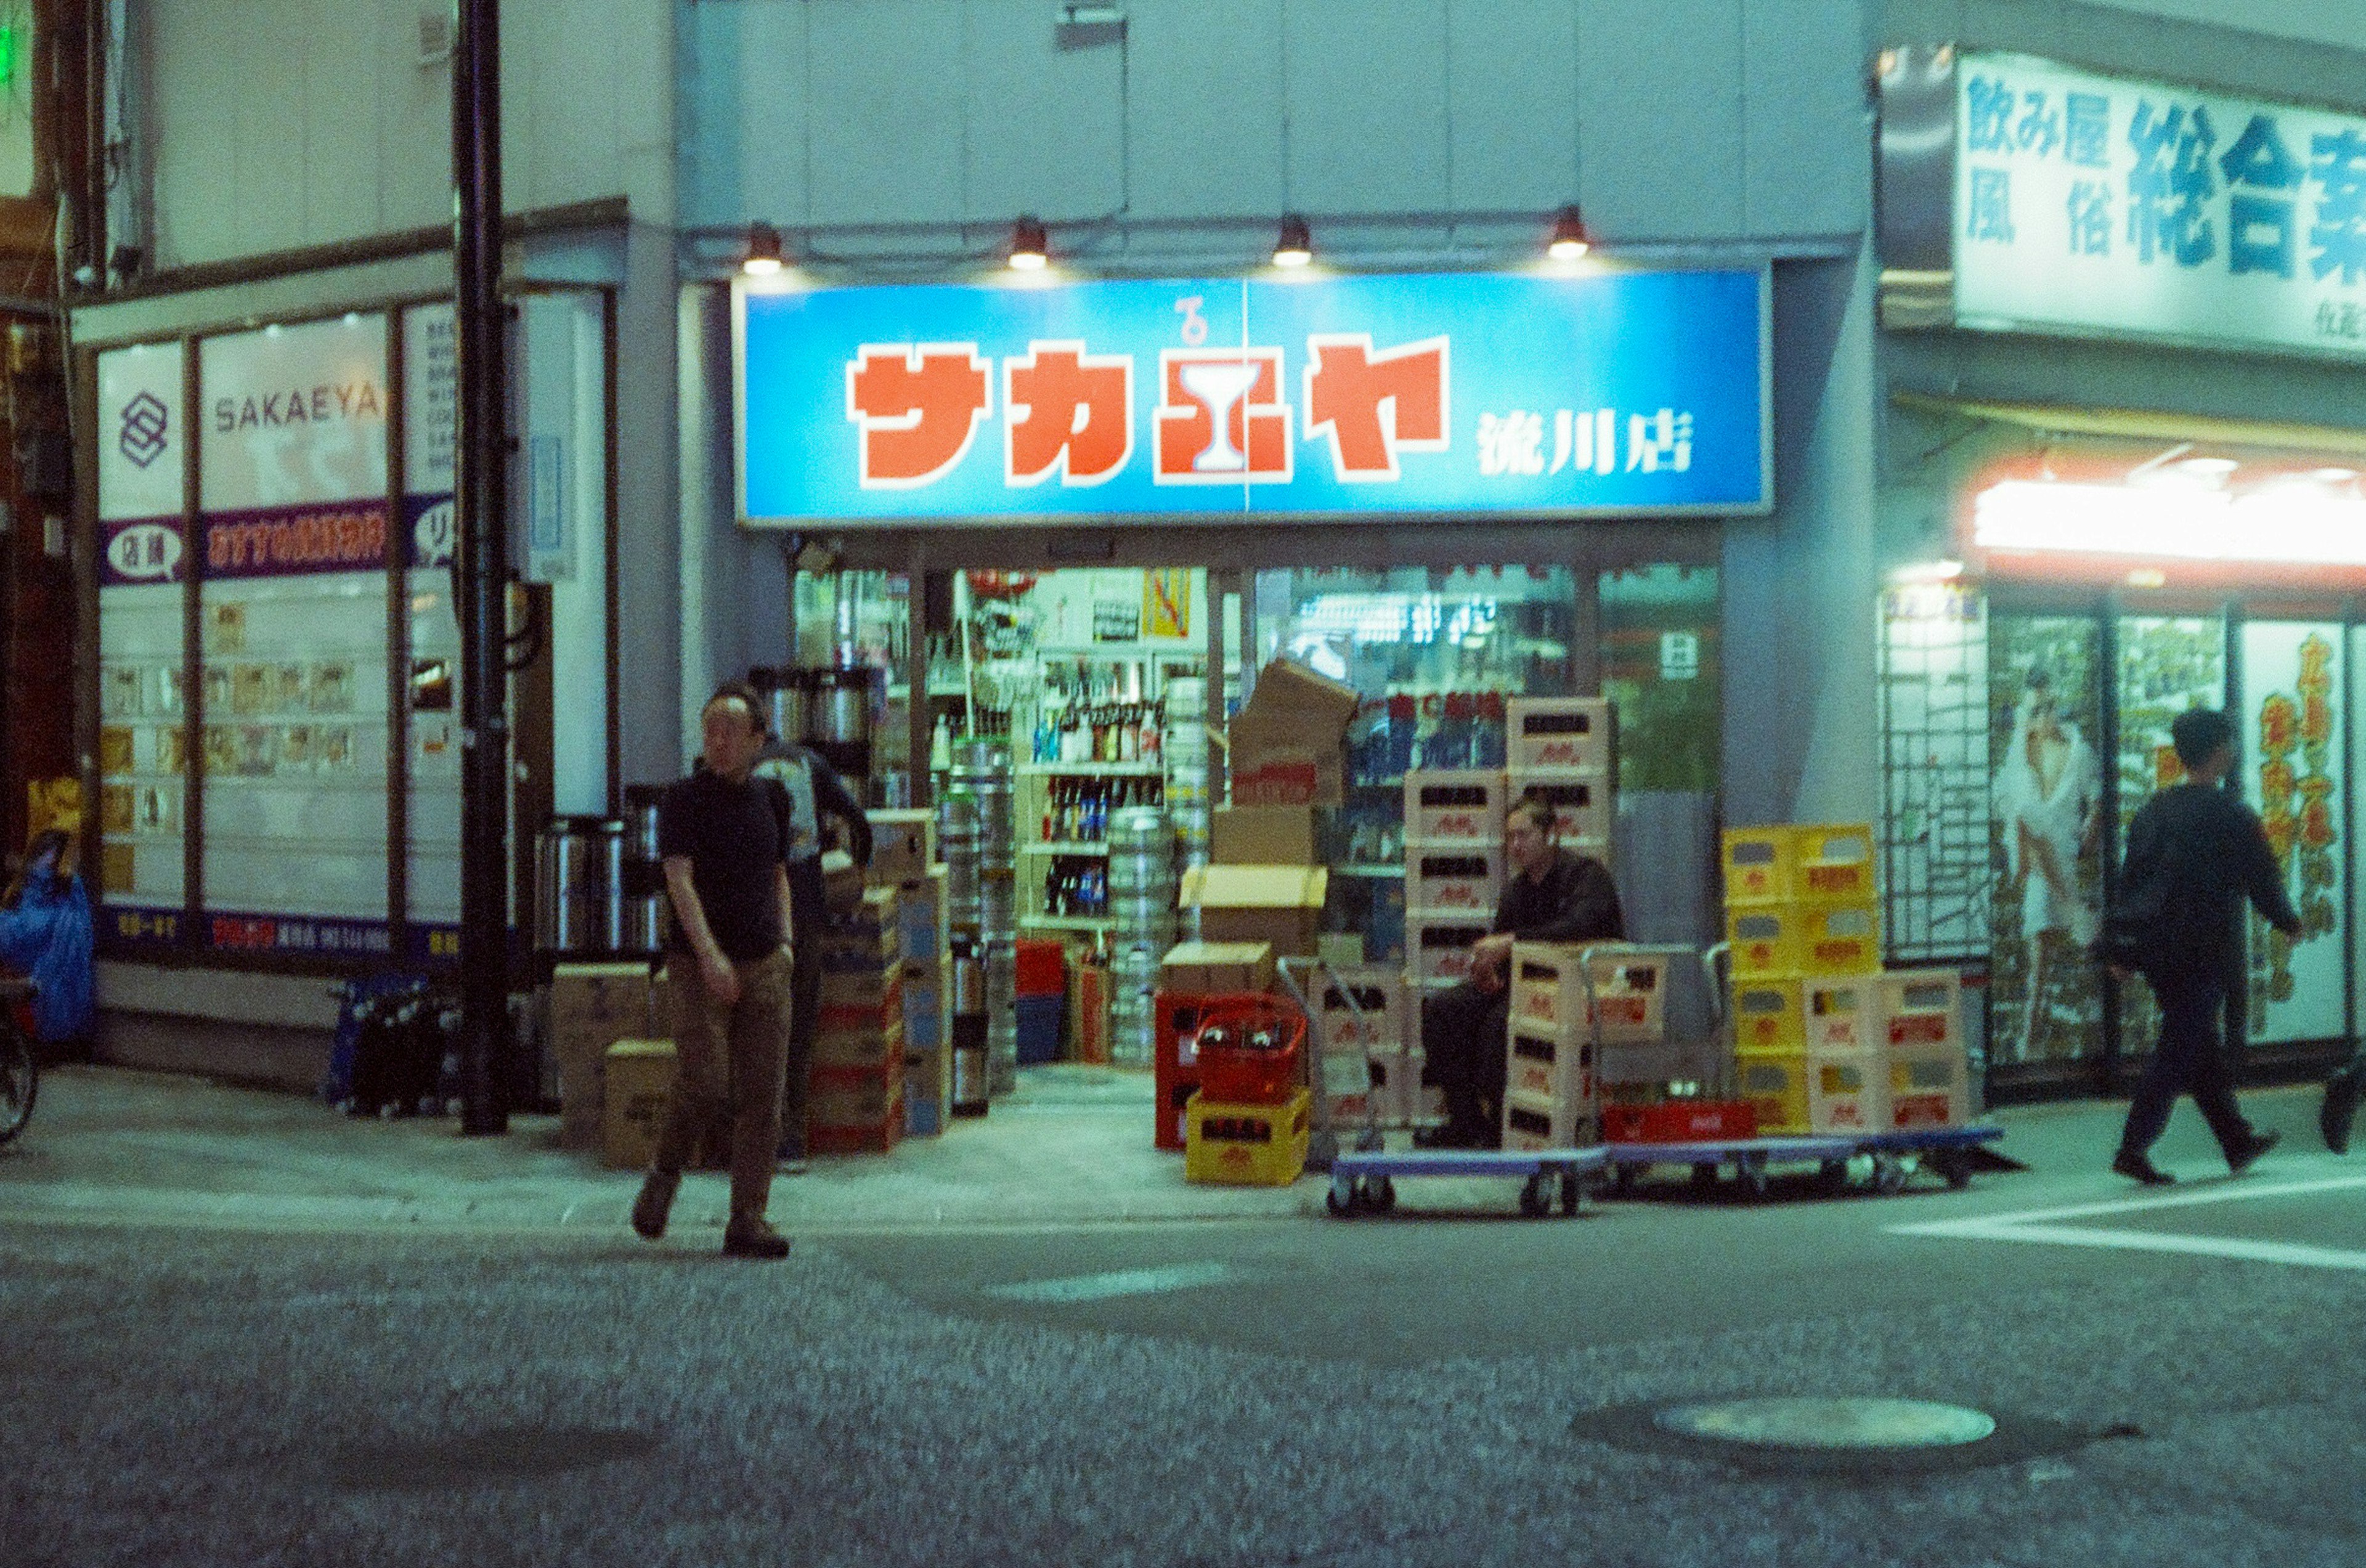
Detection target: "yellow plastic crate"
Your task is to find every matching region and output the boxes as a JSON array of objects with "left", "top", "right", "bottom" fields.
[
  {"left": 1184, "top": 1088, "right": 1311, "bottom": 1186},
  {"left": 1722, "top": 827, "right": 1794, "bottom": 904},
  {"left": 1725, "top": 905, "right": 1803, "bottom": 977},
  {"left": 1797, "top": 903, "right": 1879, "bottom": 975},
  {"left": 1791, "top": 824, "right": 1877, "bottom": 904},
  {"left": 1730, "top": 977, "right": 1805, "bottom": 1054},
  {"left": 1735, "top": 1051, "right": 1810, "bottom": 1134}
]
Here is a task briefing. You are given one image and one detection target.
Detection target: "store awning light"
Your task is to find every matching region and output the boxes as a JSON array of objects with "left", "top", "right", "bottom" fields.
[
  {"left": 1272, "top": 214, "right": 1313, "bottom": 269},
  {"left": 1548, "top": 206, "right": 1592, "bottom": 261},
  {"left": 741, "top": 222, "right": 786, "bottom": 276},
  {"left": 1008, "top": 216, "right": 1049, "bottom": 272},
  {"left": 1974, "top": 477, "right": 2366, "bottom": 567}
]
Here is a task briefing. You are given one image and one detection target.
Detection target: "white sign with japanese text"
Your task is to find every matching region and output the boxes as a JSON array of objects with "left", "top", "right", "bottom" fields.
[{"left": 1954, "top": 51, "right": 2366, "bottom": 359}]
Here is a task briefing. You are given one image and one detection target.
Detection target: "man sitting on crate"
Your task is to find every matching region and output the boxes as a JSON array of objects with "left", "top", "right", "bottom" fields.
[{"left": 1415, "top": 788, "right": 1623, "bottom": 1149}]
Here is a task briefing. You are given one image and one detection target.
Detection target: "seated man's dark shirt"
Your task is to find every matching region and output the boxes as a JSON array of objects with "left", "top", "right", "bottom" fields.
[{"left": 1494, "top": 846, "right": 1625, "bottom": 946}]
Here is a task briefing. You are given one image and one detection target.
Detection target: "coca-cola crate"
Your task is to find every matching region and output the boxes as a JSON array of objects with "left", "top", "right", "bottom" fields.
[
  {"left": 1505, "top": 697, "right": 1614, "bottom": 774},
  {"left": 1403, "top": 770, "right": 1507, "bottom": 844},
  {"left": 1600, "top": 1099, "right": 1757, "bottom": 1143},
  {"left": 1407, "top": 845, "right": 1503, "bottom": 919}
]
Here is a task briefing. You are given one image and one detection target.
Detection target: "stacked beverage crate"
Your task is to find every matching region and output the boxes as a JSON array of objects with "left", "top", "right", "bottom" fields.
[
  {"left": 1722, "top": 824, "right": 1887, "bottom": 1134},
  {"left": 1402, "top": 770, "right": 1506, "bottom": 999},
  {"left": 1498, "top": 942, "right": 1667, "bottom": 1150},
  {"left": 1503, "top": 697, "right": 1616, "bottom": 867}
]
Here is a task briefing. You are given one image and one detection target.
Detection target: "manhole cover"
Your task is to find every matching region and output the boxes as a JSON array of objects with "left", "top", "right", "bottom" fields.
[{"left": 1656, "top": 1397, "right": 1998, "bottom": 1450}]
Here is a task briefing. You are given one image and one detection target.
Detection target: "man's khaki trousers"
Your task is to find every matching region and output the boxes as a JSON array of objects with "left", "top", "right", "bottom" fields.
[{"left": 653, "top": 947, "right": 792, "bottom": 1227}]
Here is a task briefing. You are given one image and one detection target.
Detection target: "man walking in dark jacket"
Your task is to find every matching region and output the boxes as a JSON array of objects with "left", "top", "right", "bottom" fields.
[
  {"left": 1416, "top": 788, "right": 1623, "bottom": 1148},
  {"left": 2102, "top": 709, "right": 2297, "bottom": 1185}
]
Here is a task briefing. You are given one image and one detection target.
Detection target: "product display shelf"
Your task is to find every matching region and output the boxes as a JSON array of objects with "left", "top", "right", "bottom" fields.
[
  {"left": 1017, "top": 762, "right": 1166, "bottom": 778},
  {"left": 1020, "top": 841, "right": 1112, "bottom": 856}
]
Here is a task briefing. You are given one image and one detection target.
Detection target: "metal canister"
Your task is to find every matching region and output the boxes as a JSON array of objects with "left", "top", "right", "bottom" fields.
[
  {"left": 805, "top": 667, "right": 873, "bottom": 747},
  {"left": 753, "top": 667, "right": 811, "bottom": 747},
  {"left": 939, "top": 792, "right": 983, "bottom": 930},
  {"left": 951, "top": 1014, "right": 991, "bottom": 1116},
  {"left": 534, "top": 816, "right": 625, "bottom": 953},
  {"left": 949, "top": 742, "right": 1015, "bottom": 867},
  {"left": 619, "top": 784, "right": 669, "bottom": 954}
]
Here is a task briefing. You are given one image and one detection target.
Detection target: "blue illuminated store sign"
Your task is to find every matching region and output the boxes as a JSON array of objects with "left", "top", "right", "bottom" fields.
[{"left": 734, "top": 268, "right": 1770, "bottom": 525}]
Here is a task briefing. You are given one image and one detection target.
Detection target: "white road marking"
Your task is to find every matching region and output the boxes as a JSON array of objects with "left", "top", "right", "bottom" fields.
[
  {"left": 1887, "top": 1171, "right": 2366, "bottom": 1272},
  {"left": 985, "top": 1261, "right": 1239, "bottom": 1303}
]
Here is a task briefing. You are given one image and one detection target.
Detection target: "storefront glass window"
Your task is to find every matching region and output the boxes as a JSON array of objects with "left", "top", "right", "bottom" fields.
[
  {"left": 193, "top": 315, "right": 395, "bottom": 960},
  {"left": 94, "top": 343, "right": 190, "bottom": 955},
  {"left": 1600, "top": 565, "right": 1719, "bottom": 794},
  {"left": 2238, "top": 620, "right": 2346, "bottom": 1045},
  {"left": 1987, "top": 614, "right": 2106, "bottom": 1066}
]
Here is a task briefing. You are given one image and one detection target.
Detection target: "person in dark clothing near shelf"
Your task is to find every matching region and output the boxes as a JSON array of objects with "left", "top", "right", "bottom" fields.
[
  {"left": 632, "top": 681, "right": 798, "bottom": 1258},
  {"left": 754, "top": 730, "right": 874, "bottom": 1168},
  {"left": 2097, "top": 707, "right": 2296, "bottom": 1186},
  {"left": 1415, "top": 788, "right": 1624, "bottom": 1149}
]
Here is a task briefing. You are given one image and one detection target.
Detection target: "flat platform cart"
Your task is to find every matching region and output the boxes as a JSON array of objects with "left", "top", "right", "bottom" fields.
[
  {"left": 1327, "top": 1147, "right": 1609, "bottom": 1218},
  {"left": 1603, "top": 1123, "right": 2007, "bottom": 1198}
]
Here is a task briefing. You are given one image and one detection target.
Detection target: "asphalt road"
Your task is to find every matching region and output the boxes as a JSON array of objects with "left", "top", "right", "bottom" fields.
[{"left": 7, "top": 1087, "right": 2365, "bottom": 1567}]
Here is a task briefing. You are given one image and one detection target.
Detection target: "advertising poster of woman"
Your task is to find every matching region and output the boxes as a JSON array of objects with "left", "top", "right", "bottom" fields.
[{"left": 1989, "top": 620, "right": 2105, "bottom": 1064}]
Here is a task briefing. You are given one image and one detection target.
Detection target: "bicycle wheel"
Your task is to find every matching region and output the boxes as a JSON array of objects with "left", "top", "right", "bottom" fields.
[{"left": 0, "top": 1019, "right": 35, "bottom": 1146}]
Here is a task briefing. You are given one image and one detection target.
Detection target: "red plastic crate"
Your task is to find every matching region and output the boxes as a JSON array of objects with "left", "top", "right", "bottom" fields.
[
  {"left": 1153, "top": 991, "right": 1275, "bottom": 1150},
  {"left": 1601, "top": 1100, "right": 1757, "bottom": 1144}
]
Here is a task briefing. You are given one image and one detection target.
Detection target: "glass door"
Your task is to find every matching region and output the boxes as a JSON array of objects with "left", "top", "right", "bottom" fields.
[
  {"left": 2112, "top": 614, "right": 2228, "bottom": 1062},
  {"left": 1987, "top": 614, "right": 2107, "bottom": 1066}
]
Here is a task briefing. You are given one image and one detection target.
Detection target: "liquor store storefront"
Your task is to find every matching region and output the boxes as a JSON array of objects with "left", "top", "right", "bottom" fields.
[{"left": 731, "top": 261, "right": 1774, "bottom": 956}]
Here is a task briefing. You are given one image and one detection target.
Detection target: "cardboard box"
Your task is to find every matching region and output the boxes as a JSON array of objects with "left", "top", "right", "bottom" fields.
[
  {"left": 813, "top": 1016, "right": 905, "bottom": 1070},
  {"left": 1227, "top": 658, "right": 1360, "bottom": 806},
  {"left": 820, "top": 965, "right": 900, "bottom": 1010},
  {"left": 809, "top": 1062, "right": 900, "bottom": 1129},
  {"left": 822, "top": 849, "right": 865, "bottom": 914},
  {"left": 601, "top": 1038, "right": 677, "bottom": 1170},
  {"left": 896, "top": 879, "right": 941, "bottom": 965},
  {"left": 1069, "top": 959, "right": 1110, "bottom": 1065},
  {"left": 1177, "top": 866, "right": 1328, "bottom": 957},
  {"left": 904, "top": 1047, "right": 952, "bottom": 1137},
  {"left": 1159, "top": 939, "right": 1277, "bottom": 996},
  {"left": 1212, "top": 805, "right": 1317, "bottom": 866},
  {"left": 550, "top": 962, "right": 654, "bottom": 1150},
  {"left": 868, "top": 809, "right": 935, "bottom": 887}
]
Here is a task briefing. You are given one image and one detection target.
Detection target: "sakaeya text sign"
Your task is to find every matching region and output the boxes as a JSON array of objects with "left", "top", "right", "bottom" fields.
[
  {"left": 1954, "top": 51, "right": 2366, "bottom": 359},
  {"left": 735, "top": 269, "right": 1768, "bottom": 524}
]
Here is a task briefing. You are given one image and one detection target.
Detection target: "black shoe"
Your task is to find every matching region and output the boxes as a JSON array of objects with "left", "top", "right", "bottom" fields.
[
  {"left": 2322, "top": 1070, "right": 2362, "bottom": 1155},
  {"left": 2228, "top": 1129, "right": 2280, "bottom": 1176},
  {"left": 722, "top": 1221, "right": 791, "bottom": 1259},
  {"left": 630, "top": 1169, "right": 680, "bottom": 1240},
  {"left": 2112, "top": 1150, "right": 2176, "bottom": 1186}
]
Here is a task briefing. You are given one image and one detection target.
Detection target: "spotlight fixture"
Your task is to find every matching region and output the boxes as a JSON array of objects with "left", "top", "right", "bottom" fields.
[
  {"left": 1272, "top": 214, "right": 1313, "bottom": 269},
  {"left": 1008, "top": 216, "right": 1049, "bottom": 271},
  {"left": 741, "top": 222, "right": 785, "bottom": 275},
  {"left": 1548, "top": 206, "right": 1591, "bottom": 261}
]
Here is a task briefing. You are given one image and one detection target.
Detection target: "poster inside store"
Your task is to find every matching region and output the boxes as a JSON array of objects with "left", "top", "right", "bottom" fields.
[{"left": 2240, "top": 621, "right": 2345, "bottom": 1044}]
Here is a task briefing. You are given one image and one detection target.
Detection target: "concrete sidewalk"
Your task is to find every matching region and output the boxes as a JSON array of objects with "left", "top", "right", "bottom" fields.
[{"left": 0, "top": 1060, "right": 2331, "bottom": 1236}]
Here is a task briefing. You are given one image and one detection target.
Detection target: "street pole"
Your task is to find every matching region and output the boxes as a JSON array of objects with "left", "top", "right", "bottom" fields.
[{"left": 453, "top": 0, "right": 510, "bottom": 1135}]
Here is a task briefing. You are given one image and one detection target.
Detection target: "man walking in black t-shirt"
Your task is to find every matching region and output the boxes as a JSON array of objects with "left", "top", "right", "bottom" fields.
[
  {"left": 1416, "top": 789, "right": 1624, "bottom": 1148},
  {"left": 2101, "top": 708, "right": 2297, "bottom": 1186},
  {"left": 632, "top": 681, "right": 798, "bottom": 1258}
]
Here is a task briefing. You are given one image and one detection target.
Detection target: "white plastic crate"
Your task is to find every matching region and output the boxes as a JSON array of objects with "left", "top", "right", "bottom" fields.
[
  {"left": 1501, "top": 1089, "right": 1600, "bottom": 1151},
  {"left": 1403, "top": 770, "right": 1507, "bottom": 844},
  {"left": 1505, "top": 943, "right": 1666, "bottom": 1046},
  {"left": 1879, "top": 969, "right": 1964, "bottom": 1052},
  {"left": 1803, "top": 974, "right": 1879, "bottom": 1054},
  {"left": 1505, "top": 697, "right": 1614, "bottom": 773},
  {"left": 1505, "top": 1025, "right": 1596, "bottom": 1106},
  {"left": 1409, "top": 917, "right": 1492, "bottom": 987},
  {"left": 1407, "top": 845, "right": 1503, "bottom": 919},
  {"left": 1506, "top": 768, "right": 1614, "bottom": 856},
  {"left": 1806, "top": 1051, "right": 1888, "bottom": 1134},
  {"left": 1313, "top": 966, "right": 1404, "bottom": 1055}
]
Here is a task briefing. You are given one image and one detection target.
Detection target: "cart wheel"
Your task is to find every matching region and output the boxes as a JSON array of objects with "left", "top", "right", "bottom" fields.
[
  {"left": 1373, "top": 1176, "right": 1398, "bottom": 1213},
  {"left": 1327, "top": 1176, "right": 1358, "bottom": 1216},
  {"left": 1739, "top": 1155, "right": 1770, "bottom": 1200},
  {"left": 1935, "top": 1148, "right": 1972, "bottom": 1190},
  {"left": 1690, "top": 1162, "right": 1718, "bottom": 1194},
  {"left": 1519, "top": 1174, "right": 1552, "bottom": 1217},
  {"left": 1872, "top": 1152, "right": 1907, "bottom": 1196},
  {"left": 1817, "top": 1158, "right": 1850, "bottom": 1195},
  {"left": 1559, "top": 1168, "right": 1582, "bottom": 1215}
]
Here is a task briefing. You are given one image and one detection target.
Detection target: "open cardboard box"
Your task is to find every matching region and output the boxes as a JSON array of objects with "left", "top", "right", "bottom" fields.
[
  {"left": 1226, "top": 658, "right": 1360, "bottom": 806},
  {"left": 1179, "top": 864, "right": 1329, "bottom": 957}
]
